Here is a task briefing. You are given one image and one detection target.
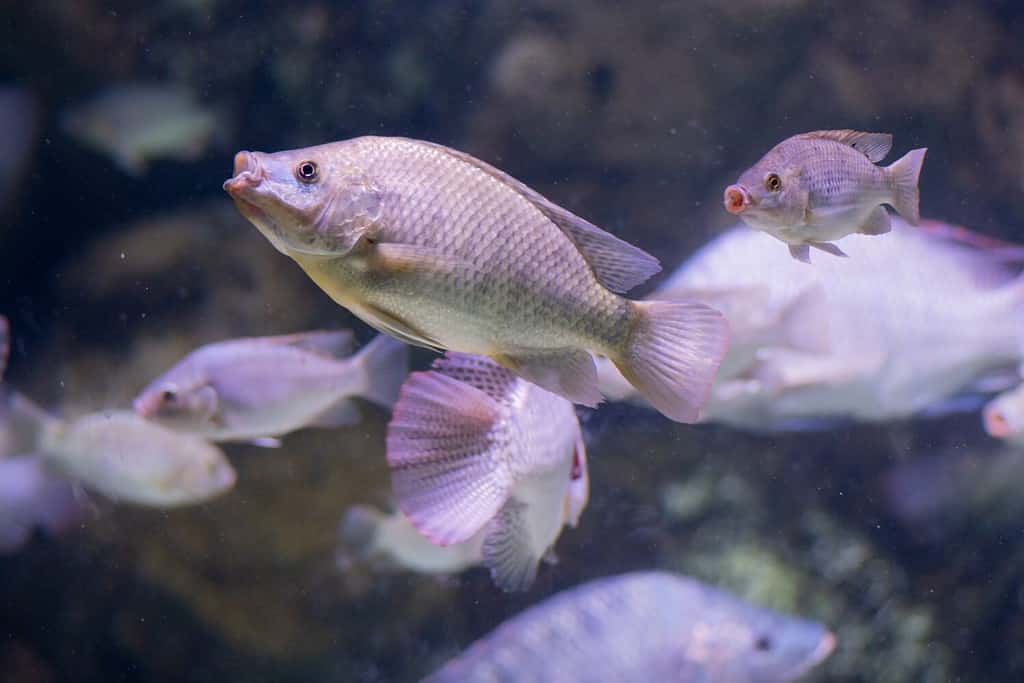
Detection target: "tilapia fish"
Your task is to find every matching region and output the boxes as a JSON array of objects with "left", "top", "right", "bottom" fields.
[
  {"left": 724, "top": 129, "right": 927, "bottom": 262},
  {"left": 424, "top": 571, "right": 835, "bottom": 682},
  {"left": 134, "top": 331, "right": 408, "bottom": 446},
  {"left": 224, "top": 136, "right": 728, "bottom": 423},
  {"left": 386, "top": 353, "right": 588, "bottom": 591}
]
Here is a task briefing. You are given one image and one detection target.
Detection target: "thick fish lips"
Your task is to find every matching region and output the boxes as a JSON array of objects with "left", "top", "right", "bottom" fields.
[
  {"left": 223, "top": 151, "right": 262, "bottom": 195},
  {"left": 983, "top": 402, "right": 1012, "bottom": 438},
  {"left": 724, "top": 184, "right": 752, "bottom": 214}
]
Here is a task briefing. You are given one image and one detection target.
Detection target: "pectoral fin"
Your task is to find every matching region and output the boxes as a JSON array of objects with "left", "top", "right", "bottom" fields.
[
  {"left": 789, "top": 244, "right": 812, "bottom": 263},
  {"left": 352, "top": 301, "right": 445, "bottom": 352}
]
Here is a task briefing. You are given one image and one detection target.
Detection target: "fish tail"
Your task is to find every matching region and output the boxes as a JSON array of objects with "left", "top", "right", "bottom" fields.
[
  {"left": 353, "top": 334, "right": 410, "bottom": 409},
  {"left": 613, "top": 301, "right": 729, "bottom": 423},
  {"left": 887, "top": 147, "right": 927, "bottom": 225},
  {"left": 386, "top": 369, "right": 509, "bottom": 545}
]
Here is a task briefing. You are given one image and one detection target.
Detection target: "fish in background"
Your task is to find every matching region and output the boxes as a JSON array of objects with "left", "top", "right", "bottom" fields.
[
  {"left": 423, "top": 571, "right": 836, "bottom": 682},
  {"left": 724, "top": 130, "right": 926, "bottom": 262},
  {"left": 386, "top": 353, "right": 588, "bottom": 591},
  {"left": 224, "top": 136, "right": 728, "bottom": 423},
  {"left": 0, "top": 87, "right": 39, "bottom": 214},
  {"left": 0, "top": 455, "right": 81, "bottom": 554},
  {"left": 597, "top": 218, "right": 1024, "bottom": 431},
  {"left": 339, "top": 436, "right": 588, "bottom": 577},
  {"left": 982, "top": 382, "right": 1024, "bottom": 444},
  {"left": 133, "top": 331, "right": 408, "bottom": 447},
  {"left": 62, "top": 83, "right": 223, "bottom": 175},
  {"left": 35, "top": 411, "right": 236, "bottom": 507},
  {"left": 884, "top": 445, "right": 1024, "bottom": 538}
]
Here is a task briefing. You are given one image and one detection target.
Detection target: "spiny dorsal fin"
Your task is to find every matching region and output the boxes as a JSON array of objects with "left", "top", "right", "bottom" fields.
[
  {"left": 797, "top": 130, "right": 893, "bottom": 163},
  {"left": 407, "top": 139, "right": 661, "bottom": 293}
]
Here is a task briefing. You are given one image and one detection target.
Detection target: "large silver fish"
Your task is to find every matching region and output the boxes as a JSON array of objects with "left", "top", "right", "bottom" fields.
[
  {"left": 223, "top": 136, "right": 728, "bottom": 423},
  {"left": 598, "top": 219, "right": 1024, "bottom": 430},
  {"left": 386, "top": 353, "right": 588, "bottom": 591},
  {"left": 133, "top": 331, "right": 408, "bottom": 446},
  {"left": 424, "top": 571, "right": 835, "bottom": 682},
  {"left": 724, "top": 130, "right": 926, "bottom": 262}
]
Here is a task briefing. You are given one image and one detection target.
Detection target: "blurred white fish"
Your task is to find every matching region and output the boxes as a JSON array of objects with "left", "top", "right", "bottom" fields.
[
  {"left": 38, "top": 411, "right": 236, "bottom": 507},
  {"left": 724, "top": 130, "right": 926, "bottom": 262},
  {"left": 0, "top": 87, "right": 38, "bottom": 213},
  {"left": 338, "top": 504, "right": 485, "bottom": 575},
  {"left": 424, "top": 571, "right": 835, "bottom": 682},
  {"left": 598, "top": 218, "right": 1024, "bottom": 430},
  {"left": 982, "top": 382, "right": 1024, "bottom": 444},
  {"left": 340, "top": 440, "right": 588, "bottom": 577},
  {"left": 62, "top": 83, "right": 222, "bottom": 175},
  {"left": 386, "top": 353, "right": 588, "bottom": 591},
  {"left": 0, "top": 455, "right": 81, "bottom": 554},
  {"left": 133, "top": 331, "right": 408, "bottom": 447}
]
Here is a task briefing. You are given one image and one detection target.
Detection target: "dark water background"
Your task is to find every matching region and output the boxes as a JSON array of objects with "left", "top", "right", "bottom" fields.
[{"left": 2, "top": 1, "right": 1024, "bottom": 681}]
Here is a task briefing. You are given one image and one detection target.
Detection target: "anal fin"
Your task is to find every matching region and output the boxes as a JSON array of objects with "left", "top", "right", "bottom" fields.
[
  {"left": 482, "top": 498, "right": 540, "bottom": 592},
  {"left": 495, "top": 348, "right": 601, "bottom": 407},
  {"left": 858, "top": 206, "right": 892, "bottom": 236},
  {"left": 809, "top": 242, "right": 848, "bottom": 258}
]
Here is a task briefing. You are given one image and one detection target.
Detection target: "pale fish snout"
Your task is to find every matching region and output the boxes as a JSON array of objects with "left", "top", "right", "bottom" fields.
[
  {"left": 983, "top": 403, "right": 1012, "bottom": 438},
  {"left": 223, "top": 151, "right": 262, "bottom": 194},
  {"left": 724, "top": 184, "right": 752, "bottom": 214}
]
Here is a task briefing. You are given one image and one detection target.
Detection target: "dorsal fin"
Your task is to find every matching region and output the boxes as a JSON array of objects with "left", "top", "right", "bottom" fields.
[
  {"left": 260, "top": 330, "right": 355, "bottom": 359},
  {"left": 407, "top": 139, "right": 661, "bottom": 293},
  {"left": 797, "top": 130, "right": 893, "bottom": 163}
]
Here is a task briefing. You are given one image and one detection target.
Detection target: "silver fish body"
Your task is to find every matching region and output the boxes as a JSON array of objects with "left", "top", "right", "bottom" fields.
[
  {"left": 424, "top": 571, "right": 835, "bottom": 683},
  {"left": 724, "top": 130, "right": 926, "bottom": 261},
  {"left": 224, "top": 136, "right": 727, "bottom": 423},
  {"left": 599, "top": 219, "right": 1024, "bottom": 430},
  {"left": 386, "top": 352, "right": 588, "bottom": 591},
  {"left": 133, "top": 331, "right": 408, "bottom": 444},
  {"left": 40, "top": 411, "right": 236, "bottom": 507}
]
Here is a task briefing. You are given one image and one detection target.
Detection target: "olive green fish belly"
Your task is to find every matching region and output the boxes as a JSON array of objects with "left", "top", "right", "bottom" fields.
[{"left": 304, "top": 255, "right": 633, "bottom": 353}]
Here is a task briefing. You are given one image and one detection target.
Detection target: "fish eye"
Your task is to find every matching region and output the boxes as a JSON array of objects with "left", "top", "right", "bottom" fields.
[
  {"left": 296, "top": 160, "right": 320, "bottom": 184},
  {"left": 765, "top": 173, "right": 782, "bottom": 192},
  {"left": 161, "top": 389, "right": 177, "bottom": 403},
  {"left": 754, "top": 634, "right": 774, "bottom": 651}
]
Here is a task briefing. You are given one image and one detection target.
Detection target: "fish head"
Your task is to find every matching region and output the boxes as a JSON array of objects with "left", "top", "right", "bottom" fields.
[
  {"left": 563, "top": 430, "right": 590, "bottom": 527},
  {"left": 134, "top": 371, "right": 219, "bottom": 430},
  {"left": 737, "top": 611, "right": 836, "bottom": 681},
  {"left": 223, "top": 143, "right": 382, "bottom": 258},
  {"left": 725, "top": 153, "right": 807, "bottom": 232}
]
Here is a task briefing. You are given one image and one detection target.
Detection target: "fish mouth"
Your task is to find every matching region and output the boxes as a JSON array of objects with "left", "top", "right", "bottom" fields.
[
  {"left": 223, "top": 150, "right": 263, "bottom": 195},
  {"left": 984, "top": 405, "right": 1011, "bottom": 438},
  {"left": 723, "top": 184, "right": 752, "bottom": 214}
]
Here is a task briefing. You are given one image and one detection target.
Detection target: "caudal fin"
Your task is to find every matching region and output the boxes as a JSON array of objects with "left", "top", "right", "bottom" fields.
[
  {"left": 613, "top": 301, "right": 729, "bottom": 423},
  {"left": 887, "top": 147, "right": 927, "bottom": 225},
  {"left": 354, "top": 334, "right": 410, "bottom": 409},
  {"left": 387, "top": 370, "right": 510, "bottom": 545}
]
